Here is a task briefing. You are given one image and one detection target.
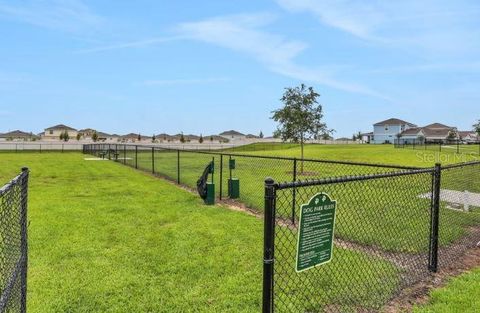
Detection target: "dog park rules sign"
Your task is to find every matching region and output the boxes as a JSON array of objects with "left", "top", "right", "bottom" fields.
[{"left": 296, "top": 193, "right": 337, "bottom": 272}]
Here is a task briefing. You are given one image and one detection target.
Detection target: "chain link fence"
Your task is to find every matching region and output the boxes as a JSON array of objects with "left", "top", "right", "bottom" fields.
[
  {"left": 0, "top": 168, "right": 29, "bottom": 313},
  {"left": 263, "top": 161, "right": 480, "bottom": 312},
  {"left": 394, "top": 138, "right": 480, "bottom": 157},
  {"left": 83, "top": 144, "right": 417, "bottom": 213}
]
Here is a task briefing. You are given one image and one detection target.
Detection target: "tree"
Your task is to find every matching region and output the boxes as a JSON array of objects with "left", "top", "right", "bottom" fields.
[
  {"left": 76, "top": 133, "right": 81, "bottom": 141},
  {"left": 321, "top": 133, "right": 331, "bottom": 140},
  {"left": 180, "top": 133, "right": 185, "bottom": 143},
  {"left": 137, "top": 133, "right": 141, "bottom": 141},
  {"left": 199, "top": 134, "right": 204, "bottom": 144},
  {"left": 259, "top": 131, "right": 264, "bottom": 138},
  {"left": 473, "top": 120, "right": 480, "bottom": 136},
  {"left": 152, "top": 134, "right": 156, "bottom": 142},
  {"left": 92, "top": 131, "right": 98, "bottom": 142},
  {"left": 352, "top": 134, "right": 357, "bottom": 141},
  {"left": 447, "top": 130, "right": 458, "bottom": 141},
  {"left": 62, "top": 130, "right": 69, "bottom": 142},
  {"left": 271, "top": 84, "right": 331, "bottom": 172},
  {"left": 357, "top": 131, "right": 362, "bottom": 142},
  {"left": 59, "top": 131, "right": 64, "bottom": 141},
  {"left": 210, "top": 135, "right": 214, "bottom": 142}
]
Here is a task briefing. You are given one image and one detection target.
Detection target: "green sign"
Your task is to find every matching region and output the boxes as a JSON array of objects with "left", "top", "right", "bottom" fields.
[{"left": 296, "top": 193, "right": 337, "bottom": 272}]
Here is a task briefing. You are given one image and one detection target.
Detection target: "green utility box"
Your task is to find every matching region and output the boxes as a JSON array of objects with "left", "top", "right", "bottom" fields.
[
  {"left": 229, "top": 159, "right": 236, "bottom": 170},
  {"left": 228, "top": 178, "right": 240, "bottom": 199},
  {"left": 205, "top": 182, "right": 215, "bottom": 205}
]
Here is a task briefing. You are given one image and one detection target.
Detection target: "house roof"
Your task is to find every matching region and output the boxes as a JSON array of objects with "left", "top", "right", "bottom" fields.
[
  {"left": 423, "top": 123, "right": 452, "bottom": 129},
  {"left": 458, "top": 131, "right": 476, "bottom": 138},
  {"left": 400, "top": 128, "right": 422, "bottom": 136},
  {"left": 96, "top": 131, "right": 113, "bottom": 138},
  {"left": 0, "top": 130, "right": 39, "bottom": 138},
  {"left": 421, "top": 128, "right": 453, "bottom": 138},
  {"left": 335, "top": 137, "right": 353, "bottom": 141},
  {"left": 374, "top": 118, "right": 416, "bottom": 127},
  {"left": 246, "top": 134, "right": 259, "bottom": 138},
  {"left": 219, "top": 130, "right": 245, "bottom": 136},
  {"left": 45, "top": 124, "right": 77, "bottom": 131},
  {"left": 121, "top": 133, "right": 145, "bottom": 139}
]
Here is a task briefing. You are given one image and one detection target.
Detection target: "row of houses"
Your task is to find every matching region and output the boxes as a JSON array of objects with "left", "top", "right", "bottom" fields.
[
  {"left": 0, "top": 125, "right": 259, "bottom": 143},
  {"left": 363, "top": 118, "right": 479, "bottom": 144}
]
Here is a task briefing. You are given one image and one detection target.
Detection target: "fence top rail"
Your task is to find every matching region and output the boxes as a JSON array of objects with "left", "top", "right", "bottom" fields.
[
  {"left": 84, "top": 143, "right": 422, "bottom": 170},
  {"left": 274, "top": 167, "right": 435, "bottom": 190},
  {"left": 0, "top": 168, "right": 28, "bottom": 196},
  {"left": 441, "top": 160, "right": 480, "bottom": 169}
]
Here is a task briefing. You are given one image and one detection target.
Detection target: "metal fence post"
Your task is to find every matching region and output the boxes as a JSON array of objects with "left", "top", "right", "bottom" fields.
[
  {"left": 123, "top": 145, "right": 126, "bottom": 165},
  {"left": 428, "top": 163, "right": 441, "bottom": 272},
  {"left": 152, "top": 147, "right": 155, "bottom": 174},
  {"left": 219, "top": 154, "right": 223, "bottom": 200},
  {"left": 292, "top": 158, "right": 297, "bottom": 225},
  {"left": 135, "top": 146, "right": 138, "bottom": 169},
  {"left": 20, "top": 167, "right": 29, "bottom": 313},
  {"left": 263, "top": 178, "right": 276, "bottom": 313},
  {"left": 177, "top": 150, "right": 180, "bottom": 184}
]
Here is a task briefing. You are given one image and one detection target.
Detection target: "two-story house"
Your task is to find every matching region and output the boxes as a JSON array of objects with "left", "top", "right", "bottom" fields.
[
  {"left": 373, "top": 118, "right": 417, "bottom": 144},
  {"left": 42, "top": 124, "right": 78, "bottom": 141}
]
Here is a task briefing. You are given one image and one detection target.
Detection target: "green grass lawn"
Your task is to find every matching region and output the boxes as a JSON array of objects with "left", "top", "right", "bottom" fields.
[
  {"left": 227, "top": 143, "right": 479, "bottom": 167},
  {"left": 107, "top": 145, "right": 480, "bottom": 254},
  {"left": 414, "top": 267, "right": 480, "bottom": 313},
  {"left": 0, "top": 153, "right": 406, "bottom": 312}
]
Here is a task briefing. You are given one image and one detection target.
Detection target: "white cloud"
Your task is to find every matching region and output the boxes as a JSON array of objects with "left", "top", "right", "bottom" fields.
[
  {"left": 75, "top": 36, "right": 184, "bottom": 53},
  {"left": 0, "top": 0, "right": 103, "bottom": 32},
  {"left": 276, "top": 0, "right": 480, "bottom": 54},
  {"left": 176, "top": 13, "right": 388, "bottom": 99},
  {"left": 142, "top": 77, "right": 230, "bottom": 86}
]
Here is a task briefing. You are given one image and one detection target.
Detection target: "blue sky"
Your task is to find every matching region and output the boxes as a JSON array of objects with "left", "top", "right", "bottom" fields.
[{"left": 1, "top": 0, "right": 479, "bottom": 137}]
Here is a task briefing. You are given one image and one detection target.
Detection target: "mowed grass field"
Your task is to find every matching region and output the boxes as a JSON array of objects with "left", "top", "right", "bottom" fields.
[
  {"left": 1, "top": 152, "right": 409, "bottom": 312},
  {"left": 109, "top": 144, "right": 480, "bottom": 253},
  {"left": 227, "top": 143, "right": 480, "bottom": 167},
  {"left": 0, "top": 153, "right": 263, "bottom": 312},
  {"left": 413, "top": 267, "right": 480, "bottom": 313}
]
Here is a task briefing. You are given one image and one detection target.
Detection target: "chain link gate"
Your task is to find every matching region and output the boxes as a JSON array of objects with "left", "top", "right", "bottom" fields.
[
  {"left": 0, "top": 168, "right": 29, "bottom": 313},
  {"left": 263, "top": 165, "right": 456, "bottom": 312}
]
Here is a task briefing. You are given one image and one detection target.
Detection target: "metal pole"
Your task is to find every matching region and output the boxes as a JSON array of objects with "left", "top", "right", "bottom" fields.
[
  {"left": 177, "top": 150, "right": 180, "bottom": 184},
  {"left": 135, "top": 146, "right": 138, "bottom": 169},
  {"left": 219, "top": 154, "right": 223, "bottom": 200},
  {"left": 152, "top": 147, "right": 155, "bottom": 174},
  {"left": 20, "top": 167, "right": 29, "bottom": 313},
  {"left": 428, "top": 163, "right": 441, "bottom": 272},
  {"left": 292, "top": 158, "right": 297, "bottom": 225},
  {"left": 263, "top": 178, "right": 276, "bottom": 313},
  {"left": 123, "top": 145, "right": 126, "bottom": 165},
  {"left": 108, "top": 144, "right": 111, "bottom": 159}
]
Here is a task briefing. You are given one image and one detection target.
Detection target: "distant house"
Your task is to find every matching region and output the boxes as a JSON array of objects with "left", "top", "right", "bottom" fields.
[
  {"left": 120, "top": 133, "right": 149, "bottom": 143},
  {"left": 219, "top": 130, "right": 246, "bottom": 141},
  {"left": 458, "top": 131, "right": 478, "bottom": 143},
  {"left": 398, "top": 123, "right": 458, "bottom": 144},
  {"left": 0, "top": 130, "right": 39, "bottom": 142},
  {"left": 97, "top": 132, "right": 119, "bottom": 142},
  {"left": 372, "top": 118, "right": 417, "bottom": 144},
  {"left": 156, "top": 133, "right": 175, "bottom": 142},
  {"left": 206, "top": 135, "right": 229, "bottom": 143},
  {"left": 360, "top": 132, "right": 374, "bottom": 143},
  {"left": 246, "top": 134, "right": 259, "bottom": 139},
  {"left": 78, "top": 128, "right": 96, "bottom": 140},
  {"left": 43, "top": 124, "right": 78, "bottom": 141}
]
